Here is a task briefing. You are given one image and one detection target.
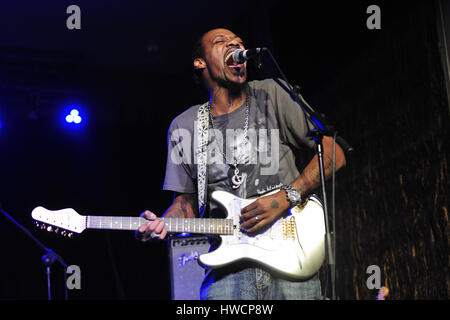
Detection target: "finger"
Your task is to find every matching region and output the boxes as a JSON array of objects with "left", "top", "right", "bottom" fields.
[
  {"left": 153, "top": 220, "right": 166, "bottom": 235},
  {"left": 137, "top": 220, "right": 158, "bottom": 241},
  {"left": 143, "top": 228, "right": 158, "bottom": 241},
  {"left": 137, "top": 221, "right": 152, "bottom": 234},
  {"left": 239, "top": 208, "right": 260, "bottom": 222},
  {"left": 246, "top": 213, "right": 280, "bottom": 235},
  {"left": 141, "top": 210, "right": 157, "bottom": 220},
  {"left": 136, "top": 224, "right": 153, "bottom": 242},
  {"left": 146, "top": 220, "right": 167, "bottom": 241},
  {"left": 147, "top": 219, "right": 163, "bottom": 234},
  {"left": 158, "top": 228, "right": 168, "bottom": 240},
  {"left": 240, "top": 215, "right": 263, "bottom": 231},
  {"left": 241, "top": 201, "right": 258, "bottom": 214},
  {"left": 244, "top": 224, "right": 261, "bottom": 235}
]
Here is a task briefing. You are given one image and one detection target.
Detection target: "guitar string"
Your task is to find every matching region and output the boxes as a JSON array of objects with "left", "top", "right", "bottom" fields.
[{"left": 86, "top": 216, "right": 233, "bottom": 234}]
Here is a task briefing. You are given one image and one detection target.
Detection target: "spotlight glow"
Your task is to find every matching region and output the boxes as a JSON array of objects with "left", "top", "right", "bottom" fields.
[{"left": 65, "top": 109, "right": 82, "bottom": 124}]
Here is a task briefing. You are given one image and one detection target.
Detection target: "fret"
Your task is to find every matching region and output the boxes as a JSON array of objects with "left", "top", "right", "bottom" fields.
[
  {"left": 88, "top": 216, "right": 144, "bottom": 230},
  {"left": 164, "top": 217, "right": 170, "bottom": 232}
]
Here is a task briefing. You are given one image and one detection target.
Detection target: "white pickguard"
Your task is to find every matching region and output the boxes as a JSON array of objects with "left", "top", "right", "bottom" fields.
[{"left": 198, "top": 190, "right": 326, "bottom": 280}]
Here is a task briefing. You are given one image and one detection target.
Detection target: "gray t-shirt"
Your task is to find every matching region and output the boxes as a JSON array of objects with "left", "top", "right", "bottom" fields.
[{"left": 163, "top": 78, "right": 315, "bottom": 217}]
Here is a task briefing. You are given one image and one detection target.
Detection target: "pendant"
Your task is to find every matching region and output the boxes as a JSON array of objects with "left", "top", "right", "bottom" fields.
[{"left": 231, "top": 166, "right": 243, "bottom": 189}]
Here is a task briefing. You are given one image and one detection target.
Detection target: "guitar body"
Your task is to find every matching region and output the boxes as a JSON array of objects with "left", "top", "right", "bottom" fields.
[{"left": 198, "top": 190, "right": 326, "bottom": 280}]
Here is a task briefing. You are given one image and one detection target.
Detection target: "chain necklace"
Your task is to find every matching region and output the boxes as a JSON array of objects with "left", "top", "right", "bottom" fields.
[{"left": 207, "top": 95, "right": 250, "bottom": 189}]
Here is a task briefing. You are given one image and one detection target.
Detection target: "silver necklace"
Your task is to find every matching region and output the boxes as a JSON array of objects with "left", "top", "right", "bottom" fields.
[{"left": 207, "top": 95, "right": 249, "bottom": 189}]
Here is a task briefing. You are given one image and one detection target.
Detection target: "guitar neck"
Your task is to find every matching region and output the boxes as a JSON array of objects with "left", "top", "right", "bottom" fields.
[{"left": 86, "top": 216, "right": 234, "bottom": 235}]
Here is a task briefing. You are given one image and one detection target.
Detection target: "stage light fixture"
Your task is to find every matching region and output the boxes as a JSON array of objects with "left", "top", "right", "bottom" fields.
[{"left": 65, "top": 109, "right": 82, "bottom": 124}]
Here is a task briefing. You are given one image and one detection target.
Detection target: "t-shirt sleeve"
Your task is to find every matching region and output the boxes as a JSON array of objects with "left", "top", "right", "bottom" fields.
[
  {"left": 162, "top": 118, "right": 197, "bottom": 194},
  {"left": 269, "top": 79, "right": 316, "bottom": 150}
]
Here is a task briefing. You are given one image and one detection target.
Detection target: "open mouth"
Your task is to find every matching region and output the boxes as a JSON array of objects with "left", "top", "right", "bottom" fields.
[{"left": 224, "top": 49, "right": 244, "bottom": 72}]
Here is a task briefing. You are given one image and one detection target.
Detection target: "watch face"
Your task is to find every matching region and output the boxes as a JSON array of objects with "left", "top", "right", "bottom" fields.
[{"left": 289, "top": 190, "right": 300, "bottom": 202}]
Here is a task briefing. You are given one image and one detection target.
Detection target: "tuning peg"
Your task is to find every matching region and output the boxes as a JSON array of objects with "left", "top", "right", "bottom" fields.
[
  {"left": 40, "top": 223, "right": 47, "bottom": 230},
  {"left": 46, "top": 226, "right": 53, "bottom": 232},
  {"left": 60, "top": 230, "right": 67, "bottom": 237},
  {"left": 67, "top": 232, "right": 74, "bottom": 238},
  {"left": 34, "top": 221, "right": 40, "bottom": 228},
  {"left": 54, "top": 227, "right": 60, "bottom": 234}
]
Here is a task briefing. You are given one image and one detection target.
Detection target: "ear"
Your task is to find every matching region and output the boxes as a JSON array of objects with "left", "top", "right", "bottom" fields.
[{"left": 193, "top": 58, "right": 206, "bottom": 71}]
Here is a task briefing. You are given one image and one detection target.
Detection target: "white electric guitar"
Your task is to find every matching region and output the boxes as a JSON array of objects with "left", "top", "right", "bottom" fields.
[{"left": 31, "top": 190, "right": 326, "bottom": 280}]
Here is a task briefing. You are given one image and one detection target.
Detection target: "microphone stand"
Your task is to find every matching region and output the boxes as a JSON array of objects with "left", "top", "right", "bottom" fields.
[
  {"left": 0, "top": 204, "right": 69, "bottom": 300},
  {"left": 261, "top": 49, "right": 354, "bottom": 300}
]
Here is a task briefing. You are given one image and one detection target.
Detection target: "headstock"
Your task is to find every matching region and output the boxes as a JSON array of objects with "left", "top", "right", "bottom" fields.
[{"left": 32, "top": 206, "right": 87, "bottom": 238}]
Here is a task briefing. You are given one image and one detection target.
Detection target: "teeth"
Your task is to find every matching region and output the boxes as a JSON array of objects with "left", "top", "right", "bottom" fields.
[{"left": 225, "top": 50, "right": 235, "bottom": 63}]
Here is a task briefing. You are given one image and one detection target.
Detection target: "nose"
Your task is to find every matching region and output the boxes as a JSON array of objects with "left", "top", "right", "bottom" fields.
[{"left": 227, "top": 37, "right": 241, "bottom": 48}]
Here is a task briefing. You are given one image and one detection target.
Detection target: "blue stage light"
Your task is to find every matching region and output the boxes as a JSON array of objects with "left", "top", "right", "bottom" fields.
[{"left": 65, "top": 109, "right": 82, "bottom": 124}]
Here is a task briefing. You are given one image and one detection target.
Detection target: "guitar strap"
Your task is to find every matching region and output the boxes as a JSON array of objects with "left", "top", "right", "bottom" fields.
[{"left": 196, "top": 102, "right": 210, "bottom": 218}]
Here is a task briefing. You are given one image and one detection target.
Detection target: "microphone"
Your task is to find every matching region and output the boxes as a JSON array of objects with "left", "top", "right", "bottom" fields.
[{"left": 232, "top": 48, "right": 267, "bottom": 64}]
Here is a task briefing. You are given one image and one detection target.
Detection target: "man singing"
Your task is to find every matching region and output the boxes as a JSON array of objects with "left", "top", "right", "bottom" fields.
[{"left": 136, "top": 28, "right": 346, "bottom": 300}]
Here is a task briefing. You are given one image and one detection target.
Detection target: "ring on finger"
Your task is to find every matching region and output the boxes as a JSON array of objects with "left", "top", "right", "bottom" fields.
[
  {"left": 150, "top": 232, "right": 160, "bottom": 239},
  {"left": 144, "top": 230, "right": 159, "bottom": 239}
]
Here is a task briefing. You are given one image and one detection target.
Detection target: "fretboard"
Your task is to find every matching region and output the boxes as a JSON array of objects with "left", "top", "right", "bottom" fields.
[{"left": 86, "top": 216, "right": 234, "bottom": 235}]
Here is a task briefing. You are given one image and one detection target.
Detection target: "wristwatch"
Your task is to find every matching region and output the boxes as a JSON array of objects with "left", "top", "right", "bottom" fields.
[{"left": 281, "top": 184, "right": 302, "bottom": 207}]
